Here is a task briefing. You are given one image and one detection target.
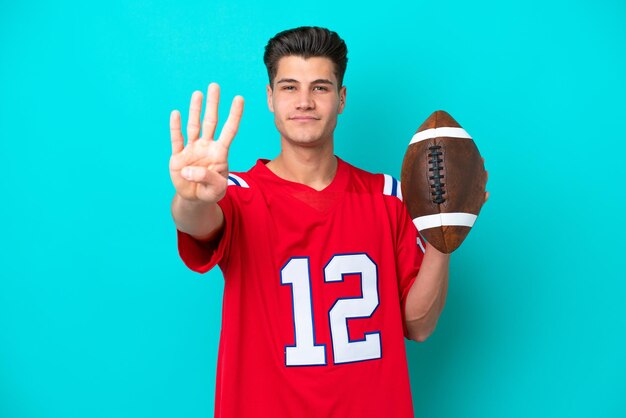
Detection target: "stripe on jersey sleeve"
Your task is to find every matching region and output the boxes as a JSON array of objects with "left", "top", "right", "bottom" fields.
[
  {"left": 382, "top": 174, "right": 402, "bottom": 201},
  {"left": 227, "top": 173, "right": 250, "bottom": 188}
]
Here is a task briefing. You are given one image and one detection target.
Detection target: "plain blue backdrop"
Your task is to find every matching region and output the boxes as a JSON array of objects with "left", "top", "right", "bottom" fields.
[{"left": 1, "top": 0, "right": 625, "bottom": 417}]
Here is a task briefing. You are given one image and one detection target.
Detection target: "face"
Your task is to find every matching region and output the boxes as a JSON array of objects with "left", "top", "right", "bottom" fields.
[{"left": 266, "top": 56, "right": 346, "bottom": 149}]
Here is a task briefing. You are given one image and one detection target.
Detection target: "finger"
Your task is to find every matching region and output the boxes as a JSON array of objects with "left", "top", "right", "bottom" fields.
[
  {"left": 181, "top": 166, "right": 209, "bottom": 182},
  {"left": 201, "top": 83, "right": 220, "bottom": 141},
  {"left": 217, "top": 95, "right": 244, "bottom": 149},
  {"left": 187, "top": 91, "right": 203, "bottom": 143},
  {"left": 170, "top": 110, "right": 184, "bottom": 154},
  {"left": 181, "top": 166, "right": 225, "bottom": 185}
]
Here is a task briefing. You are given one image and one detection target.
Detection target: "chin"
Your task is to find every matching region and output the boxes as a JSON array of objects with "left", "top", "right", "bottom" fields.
[
  {"left": 296, "top": 133, "right": 332, "bottom": 145},
  {"left": 282, "top": 132, "right": 321, "bottom": 146}
]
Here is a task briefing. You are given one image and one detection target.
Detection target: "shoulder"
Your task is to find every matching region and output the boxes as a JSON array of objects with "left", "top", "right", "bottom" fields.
[
  {"left": 342, "top": 160, "right": 403, "bottom": 201},
  {"left": 226, "top": 172, "right": 251, "bottom": 189},
  {"left": 224, "top": 159, "right": 265, "bottom": 191},
  {"left": 222, "top": 163, "right": 260, "bottom": 205},
  {"left": 380, "top": 173, "right": 403, "bottom": 201}
]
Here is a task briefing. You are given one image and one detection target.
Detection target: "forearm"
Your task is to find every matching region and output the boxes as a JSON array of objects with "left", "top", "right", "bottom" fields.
[
  {"left": 171, "top": 193, "right": 224, "bottom": 241},
  {"left": 404, "top": 242, "right": 450, "bottom": 342}
]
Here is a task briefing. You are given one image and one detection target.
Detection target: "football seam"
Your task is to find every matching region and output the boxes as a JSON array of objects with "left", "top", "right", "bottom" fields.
[{"left": 428, "top": 143, "right": 446, "bottom": 205}]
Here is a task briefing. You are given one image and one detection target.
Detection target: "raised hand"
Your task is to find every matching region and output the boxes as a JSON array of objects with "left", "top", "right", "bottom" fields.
[{"left": 169, "top": 83, "right": 244, "bottom": 203}]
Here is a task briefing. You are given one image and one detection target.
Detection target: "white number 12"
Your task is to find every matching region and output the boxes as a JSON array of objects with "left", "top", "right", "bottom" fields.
[{"left": 280, "top": 253, "right": 381, "bottom": 366}]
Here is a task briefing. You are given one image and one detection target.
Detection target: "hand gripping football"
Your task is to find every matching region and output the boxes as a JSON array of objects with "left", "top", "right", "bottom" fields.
[{"left": 400, "top": 110, "right": 487, "bottom": 253}]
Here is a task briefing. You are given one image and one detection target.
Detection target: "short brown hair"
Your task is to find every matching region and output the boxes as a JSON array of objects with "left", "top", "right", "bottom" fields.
[{"left": 263, "top": 26, "right": 348, "bottom": 89}]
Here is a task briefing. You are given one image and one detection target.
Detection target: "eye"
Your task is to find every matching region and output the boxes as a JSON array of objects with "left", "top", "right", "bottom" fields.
[
  {"left": 313, "top": 86, "right": 329, "bottom": 92},
  {"left": 282, "top": 85, "right": 296, "bottom": 91}
]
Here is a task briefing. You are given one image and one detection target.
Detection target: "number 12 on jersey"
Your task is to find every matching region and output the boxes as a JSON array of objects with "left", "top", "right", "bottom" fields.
[{"left": 280, "top": 253, "right": 382, "bottom": 366}]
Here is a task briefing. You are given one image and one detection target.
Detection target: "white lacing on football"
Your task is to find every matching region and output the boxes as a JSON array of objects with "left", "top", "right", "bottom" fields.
[
  {"left": 413, "top": 213, "right": 477, "bottom": 231},
  {"left": 410, "top": 127, "right": 472, "bottom": 144}
]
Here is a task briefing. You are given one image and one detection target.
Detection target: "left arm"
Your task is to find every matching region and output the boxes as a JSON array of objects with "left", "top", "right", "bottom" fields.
[
  {"left": 404, "top": 242, "right": 451, "bottom": 342},
  {"left": 404, "top": 166, "right": 488, "bottom": 342}
]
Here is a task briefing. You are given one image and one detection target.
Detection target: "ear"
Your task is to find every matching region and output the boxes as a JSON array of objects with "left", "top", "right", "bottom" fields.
[
  {"left": 266, "top": 84, "right": 274, "bottom": 112},
  {"left": 338, "top": 86, "right": 347, "bottom": 114}
]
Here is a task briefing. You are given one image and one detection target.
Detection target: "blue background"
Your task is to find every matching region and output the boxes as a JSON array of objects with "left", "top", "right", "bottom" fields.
[{"left": 1, "top": 0, "right": 625, "bottom": 417}]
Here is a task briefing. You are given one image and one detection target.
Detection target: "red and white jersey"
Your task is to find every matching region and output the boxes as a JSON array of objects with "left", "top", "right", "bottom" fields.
[{"left": 178, "top": 158, "right": 425, "bottom": 418}]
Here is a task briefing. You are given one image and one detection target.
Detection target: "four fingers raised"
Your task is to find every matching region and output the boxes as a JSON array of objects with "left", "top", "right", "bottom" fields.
[{"left": 172, "top": 84, "right": 244, "bottom": 151}]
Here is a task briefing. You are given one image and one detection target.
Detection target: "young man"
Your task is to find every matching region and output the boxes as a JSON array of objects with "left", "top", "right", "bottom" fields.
[{"left": 170, "top": 27, "right": 451, "bottom": 418}]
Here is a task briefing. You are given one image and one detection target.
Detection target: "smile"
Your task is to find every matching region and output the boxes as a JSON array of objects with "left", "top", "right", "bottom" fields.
[{"left": 290, "top": 116, "right": 320, "bottom": 121}]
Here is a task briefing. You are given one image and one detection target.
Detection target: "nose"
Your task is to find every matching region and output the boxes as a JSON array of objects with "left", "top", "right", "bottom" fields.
[{"left": 296, "top": 90, "right": 315, "bottom": 110}]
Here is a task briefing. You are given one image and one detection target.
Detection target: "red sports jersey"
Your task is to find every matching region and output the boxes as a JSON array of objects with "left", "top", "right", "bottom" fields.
[{"left": 177, "top": 158, "right": 425, "bottom": 418}]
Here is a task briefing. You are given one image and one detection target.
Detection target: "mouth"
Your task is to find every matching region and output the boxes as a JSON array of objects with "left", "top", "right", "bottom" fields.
[{"left": 289, "top": 115, "right": 320, "bottom": 121}]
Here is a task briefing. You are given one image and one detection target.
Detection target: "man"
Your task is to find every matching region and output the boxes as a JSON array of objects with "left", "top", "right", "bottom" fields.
[{"left": 170, "top": 27, "right": 452, "bottom": 418}]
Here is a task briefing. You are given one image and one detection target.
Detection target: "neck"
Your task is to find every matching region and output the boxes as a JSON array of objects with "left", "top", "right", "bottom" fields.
[{"left": 267, "top": 143, "right": 337, "bottom": 191}]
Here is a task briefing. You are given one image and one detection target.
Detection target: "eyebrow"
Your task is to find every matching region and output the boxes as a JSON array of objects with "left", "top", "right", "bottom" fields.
[{"left": 276, "top": 78, "right": 335, "bottom": 85}]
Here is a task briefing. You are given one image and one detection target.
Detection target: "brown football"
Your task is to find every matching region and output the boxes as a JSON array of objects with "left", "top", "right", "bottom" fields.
[{"left": 400, "top": 110, "right": 486, "bottom": 253}]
